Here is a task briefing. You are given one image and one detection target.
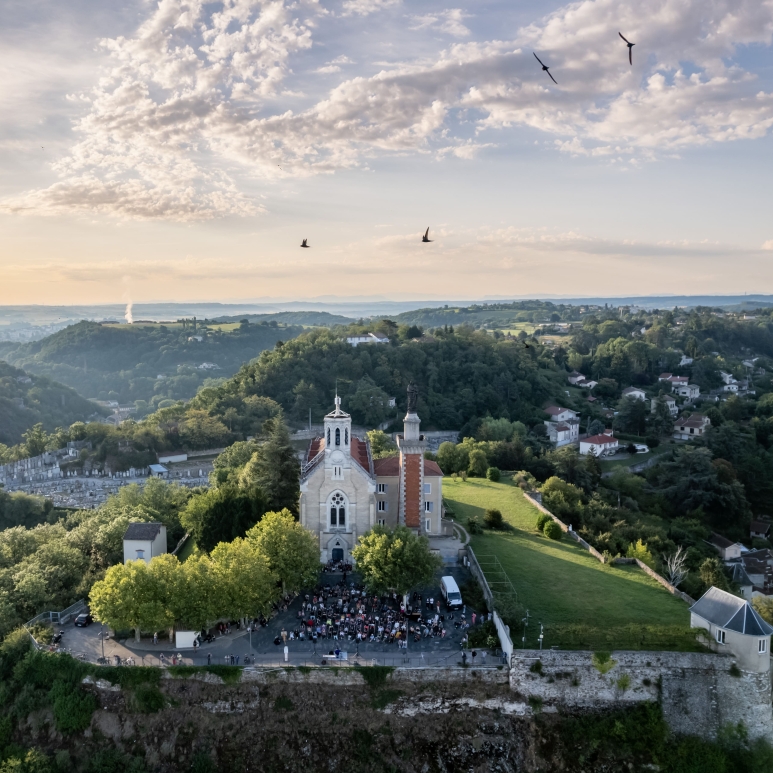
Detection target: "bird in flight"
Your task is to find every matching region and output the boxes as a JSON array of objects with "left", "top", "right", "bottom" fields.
[
  {"left": 533, "top": 53, "right": 557, "bottom": 85},
  {"left": 300, "top": 239, "right": 309, "bottom": 248},
  {"left": 422, "top": 228, "right": 433, "bottom": 243},
  {"left": 619, "top": 32, "right": 635, "bottom": 65}
]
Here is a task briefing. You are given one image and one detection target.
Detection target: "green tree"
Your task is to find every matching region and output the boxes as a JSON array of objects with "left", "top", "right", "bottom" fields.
[
  {"left": 247, "top": 509, "right": 319, "bottom": 595},
  {"left": 238, "top": 417, "right": 299, "bottom": 514},
  {"left": 90, "top": 560, "right": 169, "bottom": 641},
  {"left": 614, "top": 397, "right": 648, "bottom": 436},
  {"left": 180, "top": 484, "right": 267, "bottom": 553},
  {"left": 626, "top": 538, "right": 655, "bottom": 568},
  {"left": 210, "top": 538, "right": 278, "bottom": 622},
  {"left": 352, "top": 525, "right": 442, "bottom": 602},
  {"left": 347, "top": 376, "right": 392, "bottom": 426},
  {"left": 699, "top": 557, "right": 731, "bottom": 593},
  {"left": 649, "top": 398, "right": 675, "bottom": 437},
  {"left": 484, "top": 509, "right": 504, "bottom": 529},
  {"left": 367, "top": 430, "right": 398, "bottom": 459},
  {"left": 437, "top": 442, "right": 462, "bottom": 474},
  {"left": 22, "top": 423, "right": 48, "bottom": 457},
  {"left": 468, "top": 448, "right": 489, "bottom": 477}
]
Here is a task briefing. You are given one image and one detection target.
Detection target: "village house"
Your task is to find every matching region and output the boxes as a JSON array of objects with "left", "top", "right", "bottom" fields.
[
  {"left": 576, "top": 378, "right": 598, "bottom": 390},
  {"left": 690, "top": 587, "right": 772, "bottom": 672},
  {"left": 567, "top": 370, "right": 585, "bottom": 385},
  {"left": 579, "top": 431, "right": 619, "bottom": 457},
  {"left": 707, "top": 532, "right": 744, "bottom": 561},
  {"left": 543, "top": 406, "right": 580, "bottom": 447},
  {"left": 651, "top": 394, "right": 678, "bottom": 418},
  {"left": 299, "top": 387, "right": 443, "bottom": 564},
  {"left": 123, "top": 522, "right": 167, "bottom": 564},
  {"left": 679, "top": 354, "right": 694, "bottom": 366},
  {"left": 345, "top": 332, "right": 390, "bottom": 347},
  {"left": 621, "top": 386, "right": 647, "bottom": 401},
  {"left": 673, "top": 383, "right": 700, "bottom": 401},
  {"left": 751, "top": 521, "right": 771, "bottom": 541},
  {"left": 673, "top": 413, "right": 710, "bottom": 440}
]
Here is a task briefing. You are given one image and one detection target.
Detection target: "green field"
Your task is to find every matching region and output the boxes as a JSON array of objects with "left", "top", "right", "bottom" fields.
[{"left": 444, "top": 477, "right": 699, "bottom": 651}]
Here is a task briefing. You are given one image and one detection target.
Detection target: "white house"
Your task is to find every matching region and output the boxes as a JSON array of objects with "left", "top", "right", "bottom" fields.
[
  {"left": 187, "top": 335, "right": 203, "bottom": 342},
  {"left": 543, "top": 406, "right": 579, "bottom": 447},
  {"left": 345, "top": 333, "right": 390, "bottom": 347},
  {"left": 148, "top": 463, "right": 169, "bottom": 478},
  {"left": 577, "top": 379, "right": 598, "bottom": 390},
  {"left": 544, "top": 405, "right": 578, "bottom": 423},
  {"left": 679, "top": 355, "right": 694, "bottom": 366},
  {"left": 621, "top": 386, "right": 647, "bottom": 401},
  {"left": 673, "top": 413, "right": 711, "bottom": 440},
  {"left": 724, "top": 382, "right": 739, "bottom": 393},
  {"left": 651, "top": 395, "right": 678, "bottom": 418},
  {"left": 123, "top": 522, "right": 167, "bottom": 564},
  {"left": 567, "top": 371, "right": 586, "bottom": 385},
  {"left": 579, "top": 432, "right": 619, "bottom": 457},
  {"left": 690, "top": 586, "right": 772, "bottom": 672},
  {"left": 673, "top": 383, "right": 700, "bottom": 400},
  {"left": 720, "top": 370, "right": 737, "bottom": 386},
  {"left": 658, "top": 373, "right": 673, "bottom": 382},
  {"left": 707, "top": 532, "right": 743, "bottom": 561}
]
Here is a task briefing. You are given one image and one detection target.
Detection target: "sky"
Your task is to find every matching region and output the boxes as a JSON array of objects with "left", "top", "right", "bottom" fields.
[{"left": 1, "top": 0, "right": 773, "bottom": 305}]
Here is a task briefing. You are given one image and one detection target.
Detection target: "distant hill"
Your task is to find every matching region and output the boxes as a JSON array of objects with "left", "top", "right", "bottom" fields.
[
  {"left": 0, "top": 361, "right": 106, "bottom": 445},
  {"left": 214, "top": 311, "right": 354, "bottom": 327},
  {"left": 0, "top": 319, "right": 305, "bottom": 409}
]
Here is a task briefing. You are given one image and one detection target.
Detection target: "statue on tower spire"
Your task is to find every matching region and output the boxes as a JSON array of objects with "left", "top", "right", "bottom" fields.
[{"left": 406, "top": 382, "right": 419, "bottom": 414}]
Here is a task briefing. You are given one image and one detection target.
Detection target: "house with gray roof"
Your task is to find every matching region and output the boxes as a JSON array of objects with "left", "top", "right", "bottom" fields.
[
  {"left": 123, "top": 522, "right": 167, "bottom": 565},
  {"left": 690, "top": 586, "right": 772, "bottom": 672}
]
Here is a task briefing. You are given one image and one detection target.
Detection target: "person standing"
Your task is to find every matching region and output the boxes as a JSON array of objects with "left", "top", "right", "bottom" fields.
[
  {"left": 207, "top": 652, "right": 211, "bottom": 666},
  {"left": 471, "top": 650, "right": 477, "bottom": 666},
  {"left": 153, "top": 632, "right": 158, "bottom": 645}
]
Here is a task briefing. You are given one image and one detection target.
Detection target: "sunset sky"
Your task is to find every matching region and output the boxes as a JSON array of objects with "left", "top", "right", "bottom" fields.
[{"left": 1, "top": 0, "right": 773, "bottom": 305}]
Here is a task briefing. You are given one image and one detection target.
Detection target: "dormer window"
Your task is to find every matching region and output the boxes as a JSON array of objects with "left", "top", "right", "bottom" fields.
[{"left": 335, "top": 428, "right": 341, "bottom": 446}]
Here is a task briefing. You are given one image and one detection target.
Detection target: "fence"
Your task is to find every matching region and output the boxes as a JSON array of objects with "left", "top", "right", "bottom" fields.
[
  {"left": 465, "top": 546, "right": 494, "bottom": 610},
  {"left": 25, "top": 599, "right": 87, "bottom": 630},
  {"left": 492, "top": 610, "right": 513, "bottom": 664}
]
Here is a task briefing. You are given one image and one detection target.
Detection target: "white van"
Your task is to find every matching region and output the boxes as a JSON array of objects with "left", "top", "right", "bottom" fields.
[{"left": 440, "top": 576, "right": 463, "bottom": 610}]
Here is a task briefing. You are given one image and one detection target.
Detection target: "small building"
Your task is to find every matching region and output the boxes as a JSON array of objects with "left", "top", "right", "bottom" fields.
[
  {"left": 148, "top": 463, "right": 169, "bottom": 478},
  {"left": 673, "top": 383, "right": 700, "bottom": 400},
  {"left": 345, "top": 333, "right": 390, "bottom": 347},
  {"left": 651, "top": 395, "right": 678, "bottom": 418},
  {"left": 544, "top": 405, "right": 578, "bottom": 423},
  {"left": 668, "top": 376, "right": 689, "bottom": 389},
  {"left": 723, "top": 382, "right": 739, "bottom": 393},
  {"left": 567, "top": 371, "right": 585, "bottom": 385},
  {"left": 158, "top": 452, "right": 188, "bottom": 464},
  {"left": 658, "top": 372, "right": 673, "bottom": 382},
  {"left": 751, "top": 521, "right": 771, "bottom": 540},
  {"left": 720, "top": 370, "right": 737, "bottom": 386},
  {"left": 622, "top": 386, "right": 647, "bottom": 401},
  {"left": 188, "top": 335, "right": 203, "bottom": 342},
  {"left": 707, "top": 532, "right": 743, "bottom": 561},
  {"left": 579, "top": 432, "right": 619, "bottom": 457},
  {"left": 577, "top": 379, "right": 598, "bottom": 390},
  {"left": 690, "top": 586, "right": 772, "bottom": 672},
  {"left": 123, "top": 522, "right": 167, "bottom": 564},
  {"left": 673, "top": 413, "right": 710, "bottom": 440},
  {"left": 679, "top": 355, "right": 694, "bottom": 366},
  {"left": 729, "top": 563, "right": 755, "bottom": 600},
  {"left": 545, "top": 421, "right": 576, "bottom": 448}
]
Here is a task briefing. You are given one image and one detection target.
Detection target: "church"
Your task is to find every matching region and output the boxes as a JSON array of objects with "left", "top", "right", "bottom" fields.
[{"left": 299, "top": 385, "right": 444, "bottom": 564}]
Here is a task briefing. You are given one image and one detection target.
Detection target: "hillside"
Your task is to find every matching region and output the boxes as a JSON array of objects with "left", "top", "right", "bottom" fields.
[
  {"left": 0, "top": 361, "right": 105, "bottom": 445},
  {"left": 0, "top": 319, "right": 305, "bottom": 409},
  {"left": 214, "top": 310, "right": 354, "bottom": 326}
]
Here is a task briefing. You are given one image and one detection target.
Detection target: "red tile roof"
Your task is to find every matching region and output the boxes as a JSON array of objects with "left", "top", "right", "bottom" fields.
[
  {"left": 306, "top": 437, "right": 323, "bottom": 462},
  {"left": 583, "top": 434, "right": 618, "bottom": 445},
  {"left": 373, "top": 456, "right": 400, "bottom": 476},
  {"left": 424, "top": 460, "right": 444, "bottom": 477},
  {"left": 351, "top": 437, "right": 370, "bottom": 470}
]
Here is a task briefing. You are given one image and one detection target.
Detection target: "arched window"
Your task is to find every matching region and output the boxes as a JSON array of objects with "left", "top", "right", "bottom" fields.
[
  {"left": 345, "top": 428, "right": 349, "bottom": 445},
  {"left": 329, "top": 492, "right": 346, "bottom": 527},
  {"left": 335, "top": 427, "right": 341, "bottom": 446},
  {"left": 326, "top": 427, "right": 330, "bottom": 445}
]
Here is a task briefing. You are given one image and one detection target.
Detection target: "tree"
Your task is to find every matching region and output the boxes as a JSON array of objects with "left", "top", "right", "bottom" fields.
[
  {"left": 614, "top": 397, "right": 648, "bottom": 436},
  {"left": 468, "top": 448, "right": 489, "bottom": 477},
  {"left": 543, "top": 520, "right": 562, "bottom": 540},
  {"left": 181, "top": 484, "right": 267, "bottom": 553},
  {"left": 247, "top": 509, "right": 319, "bottom": 595},
  {"left": 238, "top": 418, "right": 299, "bottom": 514},
  {"left": 367, "top": 430, "right": 398, "bottom": 459},
  {"left": 90, "top": 560, "right": 169, "bottom": 641},
  {"left": 626, "top": 538, "right": 654, "bottom": 568},
  {"left": 437, "top": 442, "right": 462, "bottom": 474},
  {"left": 347, "top": 376, "right": 392, "bottom": 426},
  {"left": 210, "top": 538, "right": 278, "bottom": 622},
  {"left": 547, "top": 446, "right": 595, "bottom": 491},
  {"left": 751, "top": 596, "right": 773, "bottom": 625},
  {"left": 649, "top": 398, "right": 674, "bottom": 437},
  {"left": 588, "top": 419, "right": 606, "bottom": 436},
  {"left": 662, "top": 545, "right": 688, "bottom": 588},
  {"left": 22, "top": 424, "right": 48, "bottom": 457},
  {"left": 484, "top": 509, "right": 503, "bottom": 529},
  {"left": 352, "top": 525, "right": 442, "bottom": 601},
  {"left": 699, "top": 557, "right": 731, "bottom": 592}
]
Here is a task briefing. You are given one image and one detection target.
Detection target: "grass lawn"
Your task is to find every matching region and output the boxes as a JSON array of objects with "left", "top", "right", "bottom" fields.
[{"left": 444, "top": 477, "right": 699, "bottom": 651}]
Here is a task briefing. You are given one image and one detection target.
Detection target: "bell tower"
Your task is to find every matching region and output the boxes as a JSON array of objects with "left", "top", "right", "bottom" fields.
[
  {"left": 324, "top": 395, "right": 352, "bottom": 480},
  {"left": 397, "top": 383, "right": 427, "bottom": 532}
]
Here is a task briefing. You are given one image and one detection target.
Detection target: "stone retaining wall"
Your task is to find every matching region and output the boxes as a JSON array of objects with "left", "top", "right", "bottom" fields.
[{"left": 511, "top": 649, "right": 773, "bottom": 740}]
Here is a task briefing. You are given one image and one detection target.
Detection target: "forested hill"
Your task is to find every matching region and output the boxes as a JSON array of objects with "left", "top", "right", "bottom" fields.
[
  {"left": 0, "top": 361, "right": 105, "bottom": 445},
  {"left": 188, "top": 327, "right": 561, "bottom": 436},
  {"left": 0, "top": 319, "right": 305, "bottom": 409},
  {"left": 214, "top": 311, "right": 354, "bottom": 326}
]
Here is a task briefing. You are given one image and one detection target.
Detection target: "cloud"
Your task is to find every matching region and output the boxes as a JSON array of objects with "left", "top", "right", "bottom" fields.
[
  {"left": 409, "top": 9, "right": 472, "bottom": 37},
  {"left": 763, "top": 240, "right": 773, "bottom": 250},
  {"left": 341, "top": 0, "right": 400, "bottom": 17},
  {"left": 4, "top": 0, "right": 773, "bottom": 222}
]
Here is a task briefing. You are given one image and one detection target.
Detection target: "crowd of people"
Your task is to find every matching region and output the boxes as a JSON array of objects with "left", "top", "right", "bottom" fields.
[{"left": 270, "top": 580, "right": 473, "bottom": 648}]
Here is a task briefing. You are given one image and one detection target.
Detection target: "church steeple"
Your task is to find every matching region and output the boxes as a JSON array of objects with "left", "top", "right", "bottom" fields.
[{"left": 324, "top": 394, "right": 351, "bottom": 457}]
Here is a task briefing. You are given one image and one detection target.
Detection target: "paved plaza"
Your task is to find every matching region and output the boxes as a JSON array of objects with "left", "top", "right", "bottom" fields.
[{"left": 53, "top": 566, "right": 497, "bottom": 669}]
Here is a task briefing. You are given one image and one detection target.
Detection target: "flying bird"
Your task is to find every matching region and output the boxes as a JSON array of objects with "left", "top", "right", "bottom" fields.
[
  {"left": 300, "top": 239, "right": 309, "bottom": 248},
  {"left": 533, "top": 53, "right": 557, "bottom": 85},
  {"left": 619, "top": 32, "right": 635, "bottom": 65},
  {"left": 422, "top": 228, "right": 433, "bottom": 243}
]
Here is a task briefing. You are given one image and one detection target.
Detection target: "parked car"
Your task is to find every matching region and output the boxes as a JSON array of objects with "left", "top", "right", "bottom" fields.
[
  {"left": 74, "top": 612, "right": 93, "bottom": 627},
  {"left": 634, "top": 444, "right": 649, "bottom": 453}
]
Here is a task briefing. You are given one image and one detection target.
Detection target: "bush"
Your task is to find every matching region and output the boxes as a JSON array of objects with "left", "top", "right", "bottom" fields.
[
  {"left": 486, "top": 467, "right": 501, "bottom": 482},
  {"left": 354, "top": 665, "right": 394, "bottom": 690},
  {"left": 536, "top": 513, "right": 551, "bottom": 532},
  {"left": 484, "top": 508, "right": 504, "bottom": 529},
  {"left": 467, "top": 516, "right": 483, "bottom": 535},
  {"left": 543, "top": 520, "right": 562, "bottom": 540},
  {"left": 131, "top": 683, "right": 165, "bottom": 713},
  {"left": 49, "top": 680, "right": 97, "bottom": 733}
]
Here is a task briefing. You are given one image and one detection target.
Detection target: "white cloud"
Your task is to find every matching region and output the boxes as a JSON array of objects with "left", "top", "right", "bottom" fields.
[
  {"left": 763, "top": 240, "right": 773, "bottom": 250},
  {"left": 410, "top": 9, "right": 471, "bottom": 37},
  {"left": 341, "top": 0, "right": 400, "bottom": 17},
  {"left": 4, "top": 0, "right": 773, "bottom": 222}
]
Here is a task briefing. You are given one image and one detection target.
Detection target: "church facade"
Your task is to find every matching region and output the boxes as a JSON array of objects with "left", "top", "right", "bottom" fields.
[{"left": 299, "top": 389, "right": 444, "bottom": 564}]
